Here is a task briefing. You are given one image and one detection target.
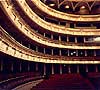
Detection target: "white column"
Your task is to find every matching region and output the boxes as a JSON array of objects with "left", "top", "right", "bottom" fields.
[
  {"left": 60, "top": 64, "right": 62, "bottom": 74},
  {"left": 52, "top": 64, "right": 54, "bottom": 74},
  {"left": 67, "top": 36, "right": 69, "bottom": 42},
  {"left": 85, "top": 50, "right": 87, "bottom": 56},
  {"left": 68, "top": 65, "right": 71, "bottom": 73},
  {"left": 44, "top": 48, "right": 46, "bottom": 54},
  {"left": 84, "top": 37, "right": 86, "bottom": 43},
  {"left": 76, "top": 50, "right": 78, "bottom": 56},
  {"left": 44, "top": 64, "right": 46, "bottom": 75},
  {"left": 59, "top": 36, "right": 61, "bottom": 41},
  {"left": 94, "top": 50, "right": 96, "bottom": 56},
  {"left": 36, "top": 46, "right": 38, "bottom": 52},
  {"left": 66, "top": 22, "right": 70, "bottom": 28},
  {"left": 75, "top": 37, "right": 77, "bottom": 43},
  {"left": 77, "top": 65, "right": 79, "bottom": 73},
  {"left": 86, "top": 65, "right": 88, "bottom": 72},
  {"left": 51, "top": 35, "right": 53, "bottom": 39},
  {"left": 68, "top": 50, "right": 70, "bottom": 56},
  {"left": 44, "top": 33, "right": 45, "bottom": 37},
  {"left": 95, "top": 65, "right": 98, "bottom": 72},
  {"left": 51, "top": 49, "right": 53, "bottom": 55},
  {"left": 59, "top": 49, "right": 62, "bottom": 56},
  {"left": 36, "top": 63, "right": 38, "bottom": 71},
  {"left": 58, "top": 21, "right": 60, "bottom": 25}
]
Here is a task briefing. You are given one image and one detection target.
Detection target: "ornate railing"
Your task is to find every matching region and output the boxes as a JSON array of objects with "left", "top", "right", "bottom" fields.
[
  {"left": 14, "top": 0, "right": 100, "bottom": 35},
  {"left": 0, "top": 1, "right": 100, "bottom": 49},
  {"left": 0, "top": 26, "right": 100, "bottom": 64}
]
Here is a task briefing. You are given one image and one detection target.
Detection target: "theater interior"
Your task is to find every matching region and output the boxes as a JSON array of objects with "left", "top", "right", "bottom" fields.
[{"left": 0, "top": 0, "right": 100, "bottom": 90}]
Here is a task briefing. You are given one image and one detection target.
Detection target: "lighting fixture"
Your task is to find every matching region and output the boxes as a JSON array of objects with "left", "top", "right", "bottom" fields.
[
  {"left": 49, "top": 3, "right": 55, "bottom": 7},
  {"left": 80, "top": 6, "right": 85, "bottom": 9},
  {"left": 65, "top": 5, "right": 69, "bottom": 9}
]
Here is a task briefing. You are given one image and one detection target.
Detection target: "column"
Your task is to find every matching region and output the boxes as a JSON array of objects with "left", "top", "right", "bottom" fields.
[
  {"left": 76, "top": 50, "right": 78, "bottom": 56},
  {"left": 52, "top": 64, "right": 54, "bottom": 74},
  {"left": 85, "top": 50, "right": 87, "bottom": 56},
  {"left": 44, "top": 33, "right": 45, "bottom": 37},
  {"left": 19, "top": 62, "right": 22, "bottom": 72},
  {"left": 66, "top": 22, "right": 70, "bottom": 28},
  {"left": 94, "top": 50, "right": 96, "bottom": 56},
  {"left": 86, "top": 65, "right": 88, "bottom": 73},
  {"left": 60, "top": 64, "right": 62, "bottom": 74},
  {"left": 68, "top": 65, "right": 71, "bottom": 73},
  {"left": 59, "top": 49, "right": 61, "bottom": 56},
  {"left": 51, "top": 49, "right": 53, "bottom": 55},
  {"left": 36, "top": 63, "right": 38, "bottom": 71},
  {"left": 11, "top": 62, "right": 13, "bottom": 72},
  {"left": 43, "top": 64, "right": 46, "bottom": 75},
  {"left": 74, "top": 23, "right": 76, "bottom": 28},
  {"left": 36, "top": 46, "right": 38, "bottom": 52},
  {"left": 28, "top": 62, "right": 30, "bottom": 72},
  {"left": 68, "top": 50, "right": 70, "bottom": 56},
  {"left": 77, "top": 65, "right": 79, "bottom": 73},
  {"left": 95, "top": 65, "right": 98, "bottom": 72},
  {"left": 67, "top": 36, "right": 69, "bottom": 42},
  {"left": 83, "top": 37, "right": 86, "bottom": 43},
  {"left": 59, "top": 35, "right": 61, "bottom": 41},
  {"left": 44, "top": 48, "right": 46, "bottom": 54},
  {"left": 51, "top": 34, "right": 53, "bottom": 39},
  {"left": 28, "top": 44, "right": 30, "bottom": 49},
  {"left": 0, "top": 59, "right": 3, "bottom": 72},
  {"left": 75, "top": 37, "right": 77, "bottom": 43},
  {"left": 58, "top": 21, "right": 60, "bottom": 25}
]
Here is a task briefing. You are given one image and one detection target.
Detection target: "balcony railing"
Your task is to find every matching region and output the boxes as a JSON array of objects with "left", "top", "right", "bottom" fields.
[
  {"left": 14, "top": 0, "right": 100, "bottom": 35},
  {"left": 1, "top": 1, "right": 100, "bottom": 49},
  {"left": 0, "top": 26, "right": 100, "bottom": 64}
]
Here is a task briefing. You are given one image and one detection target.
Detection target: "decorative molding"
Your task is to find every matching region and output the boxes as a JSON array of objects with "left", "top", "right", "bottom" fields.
[{"left": 0, "top": 26, "right": 100, "bottom": 64}]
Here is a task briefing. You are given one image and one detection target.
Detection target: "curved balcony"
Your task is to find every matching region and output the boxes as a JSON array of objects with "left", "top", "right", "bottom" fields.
[
  {"left": 26, "top": 0, "right": 100, "bottom": 28},
  {"left": 1, "top": 1, "right": 100, "bottom": 49},
  {"left": 12, "top": 0, "right": 100, "bottom": 35},
  {"left": 31, "top": 0, "right": 100, "bottom": 22},
  {"left": 0, "top": 26, "right": 100, "bottom": 64}
]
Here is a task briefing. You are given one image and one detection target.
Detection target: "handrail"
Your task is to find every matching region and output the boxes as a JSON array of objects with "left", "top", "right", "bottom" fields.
[
  {"left": 0, "top": 1, "right": 100, "bottom": 49},
  {"left": 31, "top": 0, "right": 100, "bottom": 22},
  {"left": 0, "top": 26, "right": 100, "bottom": 64}
]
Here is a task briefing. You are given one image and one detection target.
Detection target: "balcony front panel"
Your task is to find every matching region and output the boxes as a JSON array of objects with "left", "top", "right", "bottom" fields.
[
  {"left": 1, "top": 1, "right": 100, "bottom": 49},
  {"left": 0, "top": 26, "right": 100, "bottom": 64},
  {"left": 11, "top": 0, "right": 100, "bottom": 36}
]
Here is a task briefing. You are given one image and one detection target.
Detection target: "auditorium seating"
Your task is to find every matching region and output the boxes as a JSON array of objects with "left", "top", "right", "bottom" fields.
[
  {"left": 88, "top": 72, "right": 100, "bottom": 90},
  {"left": 0, "top": 72, "right": 42, "bottom": 90},
  {"left": 31, "top": 74, "right": 95, "bottom": 90}
]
